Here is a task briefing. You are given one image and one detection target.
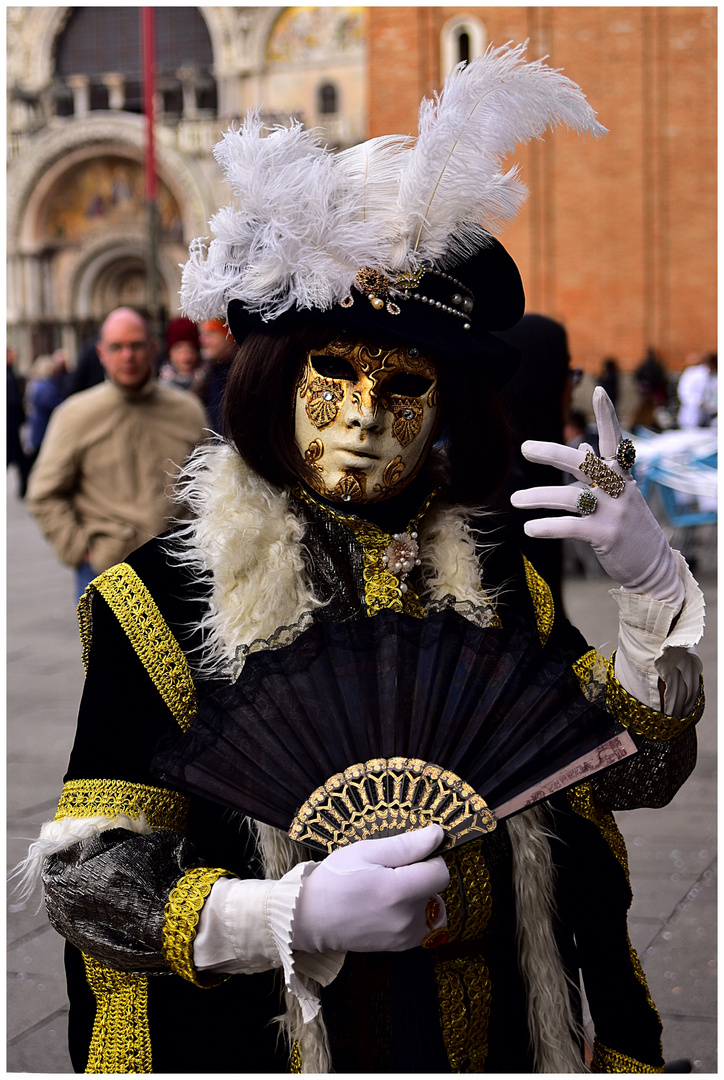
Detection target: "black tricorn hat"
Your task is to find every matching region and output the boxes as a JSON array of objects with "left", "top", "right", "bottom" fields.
[{"left": 227, "top": 239, "right": 525, "bottom": 388}]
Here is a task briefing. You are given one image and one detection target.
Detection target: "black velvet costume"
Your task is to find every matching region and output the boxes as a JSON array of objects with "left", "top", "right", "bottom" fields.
[{"left": 42, "top": 478, "right": 701, "bottom": 1074}]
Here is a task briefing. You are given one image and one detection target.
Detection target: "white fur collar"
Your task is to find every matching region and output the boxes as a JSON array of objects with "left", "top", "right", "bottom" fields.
[{"left": 169, "top": 441, "right": 497, "bottom": 680}]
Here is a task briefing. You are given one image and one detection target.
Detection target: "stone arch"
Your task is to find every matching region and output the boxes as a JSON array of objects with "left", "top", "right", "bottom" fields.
[
  {"left": 8, "top": 114, "right": 212, "bottom": 259},
  {"left": 70, "top": 236, "right": 180, "bottom": 322}
]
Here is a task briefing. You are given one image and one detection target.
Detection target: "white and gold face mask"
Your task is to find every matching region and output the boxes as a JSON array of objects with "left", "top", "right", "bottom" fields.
[{"left": 294, "top": 338, "right": 439, "bottom": 504}]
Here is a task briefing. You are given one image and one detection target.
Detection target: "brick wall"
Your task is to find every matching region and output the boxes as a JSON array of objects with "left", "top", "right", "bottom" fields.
[{"left": 368, "top": 7, "right": 717, "bottom": 372}]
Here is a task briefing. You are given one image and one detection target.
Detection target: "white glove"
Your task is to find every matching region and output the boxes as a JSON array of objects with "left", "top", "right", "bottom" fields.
[
  {"left": 291, "top": 824, "right": 450, "bottom": 955},
  {"left": 510, "top": 387, "right": 685, "bottom": 609}
]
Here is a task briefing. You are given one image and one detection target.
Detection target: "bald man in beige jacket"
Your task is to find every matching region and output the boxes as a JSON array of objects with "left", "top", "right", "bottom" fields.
[{"left": 27, "top": 308, "right": 208, "bottom": 598}]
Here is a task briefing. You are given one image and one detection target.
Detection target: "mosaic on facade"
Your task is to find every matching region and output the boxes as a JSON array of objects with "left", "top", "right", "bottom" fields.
[{"left": 40, "top": 158, "right": 183, "bottom": 245}]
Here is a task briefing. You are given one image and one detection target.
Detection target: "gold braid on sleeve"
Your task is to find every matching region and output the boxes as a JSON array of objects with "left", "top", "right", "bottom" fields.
[
  {"left": 162, "top": 866, "right": 235, "bottom": 987},
  {"left": 572, "top": 647, "right": 607, "bottom": 702},
  {"left": 78, "top": 562, "right": 197, "bottom": 732},
  {"left": 590, "top": 1039, "right": 664, "bottom": 1073},
  {"left": 54, "top": 778, "right": 190, "bottom": 833},
  {"left": 606, "top": 653, "right": 704, "bottom": 740}
]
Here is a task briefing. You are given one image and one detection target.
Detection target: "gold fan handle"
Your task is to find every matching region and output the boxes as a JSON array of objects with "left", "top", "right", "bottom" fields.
[{"left": 288, "top": 757, "right": 497, "bottom": 854}]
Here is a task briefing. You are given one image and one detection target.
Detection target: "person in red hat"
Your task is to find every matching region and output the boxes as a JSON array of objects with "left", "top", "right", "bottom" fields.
[{"left": 159, "top": 317, "right": 206, "bottom": 397}]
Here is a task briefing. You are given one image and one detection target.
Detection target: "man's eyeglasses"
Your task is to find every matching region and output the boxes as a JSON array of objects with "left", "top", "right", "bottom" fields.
[{"left": 105, "top": 341, "right": 149, "bottom": 354}]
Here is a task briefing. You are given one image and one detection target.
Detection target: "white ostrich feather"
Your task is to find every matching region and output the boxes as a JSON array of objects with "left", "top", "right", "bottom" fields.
[
  {"left": 397, "top": 40, "right": 607, "bottom": 269},
  {"left": 180, "top": 43, "right": 606, "bottom": 323},
  {"left": 182, "top": 112, "right": 394, "bottom": 322}
]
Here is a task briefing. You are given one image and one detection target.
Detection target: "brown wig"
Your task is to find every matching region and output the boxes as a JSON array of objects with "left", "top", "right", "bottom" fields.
[{"left": 222, "top": 325, "right": 511, "bottom": 505}]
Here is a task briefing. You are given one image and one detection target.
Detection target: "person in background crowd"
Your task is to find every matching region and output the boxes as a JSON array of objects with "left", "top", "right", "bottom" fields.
[
  {"left": 26, "top": 307, "right": 208, "bottom": 600},
  {"left": 159, "top": 317, "right": 207, "bottom": 398},
  {"left": 597, "top": 357, "right": 620, "bottom": 410},
  {"left": 630, "top": 348, "right": 672, "bottom": 432},
  {"left": 65, "top": 338, "right": 105, "bottom": 396},
  {"left": 493, "top": 313, "right": 573, "bottom": 614},
  {"left": 24, "top": 351, "right": 69, "bottom": 464},
  {"left": 7, "top": 346, "right": 32, "bottom": 497},
  {"left": 564, "top": 408, "right": 586, "bottom": 450},
  {"left": 199, "top": 317, "right": 236, "bottom": 432},
  {"left": 677, "top": 352, "right": 717, "bottom": 429}
]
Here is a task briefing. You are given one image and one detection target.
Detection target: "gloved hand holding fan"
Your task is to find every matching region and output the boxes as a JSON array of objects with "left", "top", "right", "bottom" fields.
[{"left": 291, "top": 825, "right": 450, "bottom": 955}]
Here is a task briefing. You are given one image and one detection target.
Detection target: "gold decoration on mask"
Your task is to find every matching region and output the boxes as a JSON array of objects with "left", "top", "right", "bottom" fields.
[
  {"left": 382, "top": 456, "right": 406, "bottom": 490},
  {"left": 297, "top": 362, "right": 311, "bottom": 397},
  {"left": 390, "top": 398, "right": 424, "bottom": 446},
  {"left": 304, "top": 439, "right": 324, "bottom": 464},
  {"left": 401, "top": 349, "right": 437, "bottom": 380},
  {"left": 303, "top": 440, "right": 326, "bottom": 488},
  {"left": 334, "top": 471, "right": 365, "bottom": 502},
  {"left": 306, "top": 376, "right": 345, "bottom": 429}
]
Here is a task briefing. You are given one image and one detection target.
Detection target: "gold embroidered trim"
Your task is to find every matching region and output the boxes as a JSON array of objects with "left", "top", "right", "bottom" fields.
[
  {"left": 162, "top": 866, "right": 234, "bottom": 986},
  {"left": 434, "top": 838, "right": 492, "bottom": 1070},
  {"left": 442, "top": 837, "right": 492, "bottom": 941},
  {"left": 522, "top": 556, "right": 554, "bottom": 647},
  {"left": 590, "top": 1039, "right": 664, "bottom": 1073},
  {"left": 290, "top": 1042, "right": 302, "bottom": 1073},
  {"left": 606, "top": 653, "right": 705, "bottom": 740},
  {"left": 79, "top": 562, "right": 197, "bottom": 731},
  {"left": 55, "top": 779, "right": 190, "bottom": 833},
  {"left": 434, "top": 956, "right": 492, "bottom": 1072},
  {"left": 83, "top": 953, "right": 152, "bottom": 1073},
  {"left": 294, "top": 486, "right": 437, "bottom": 617},
  {"left": 572, "top": 647, "right": 607, "bottom": 692}
]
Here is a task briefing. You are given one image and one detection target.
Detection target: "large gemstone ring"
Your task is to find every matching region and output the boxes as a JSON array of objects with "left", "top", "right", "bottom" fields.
[
  {"left": 576, "top": 489, "right": 598, "bottom": 516},
  {"left": 616, "top": 438, "right": 636, "bottom": 470}
]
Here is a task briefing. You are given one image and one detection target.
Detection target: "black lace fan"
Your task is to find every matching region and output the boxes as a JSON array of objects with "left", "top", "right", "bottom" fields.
[{"left": 152, "top": 608, "right": 636, "bottom": 853}]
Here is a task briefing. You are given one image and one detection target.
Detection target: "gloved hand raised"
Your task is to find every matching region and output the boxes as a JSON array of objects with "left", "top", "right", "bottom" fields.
[
  {"left": 510, "top": 388, "right": 684, "bottom": 609},
  {"left": 291, "top": 823, "right": 450, "bottom": 955}
]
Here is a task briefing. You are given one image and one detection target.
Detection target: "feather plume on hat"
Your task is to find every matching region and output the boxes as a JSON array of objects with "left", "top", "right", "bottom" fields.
[{"left": 180, "top": 41, "right": 606, "bottom": 325}]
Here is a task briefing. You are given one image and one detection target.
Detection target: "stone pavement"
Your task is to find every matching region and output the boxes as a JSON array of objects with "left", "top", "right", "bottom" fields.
[{"left": 6, "top": 473, "right": 717, "bottom": 1073}]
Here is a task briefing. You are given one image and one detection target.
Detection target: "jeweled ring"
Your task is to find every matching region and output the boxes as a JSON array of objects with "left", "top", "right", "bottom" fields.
[
  {"left": 579, "top": 450, "right": 626, "bottom": 498},
  {"left": 421, "top": 896, "right": 450, "bottom": 950},
  {"left": 616, "top": 438, "right": 636, "bottom": 470},
  {"left": 576, "top": 489, "right": 598, "bottom": 516}
]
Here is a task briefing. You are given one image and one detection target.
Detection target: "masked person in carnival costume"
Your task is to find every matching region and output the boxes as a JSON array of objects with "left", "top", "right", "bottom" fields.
[{"left": 18, "top": 45, "right": 705, "bottom": 1074}]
